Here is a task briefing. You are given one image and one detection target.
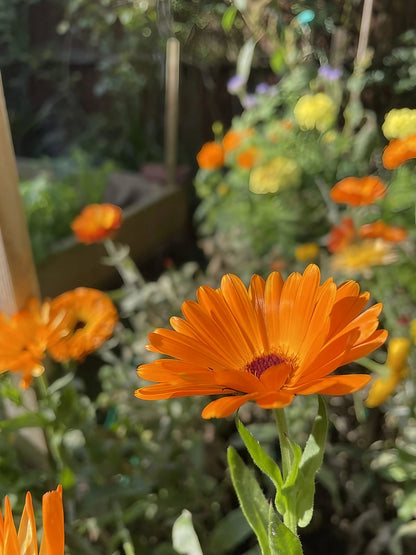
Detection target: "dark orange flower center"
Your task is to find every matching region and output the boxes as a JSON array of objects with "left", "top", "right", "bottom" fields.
[{"left": 245, "top": 353, "right": 284, "bottom": 378}]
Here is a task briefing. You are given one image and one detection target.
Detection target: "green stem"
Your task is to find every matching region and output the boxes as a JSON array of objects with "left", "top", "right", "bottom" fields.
[
  {"left": 274, "top": 408, "right": 298, "bottom": 536},
  {"left": 103, "top": 239, "right": 146, "bottom": 288},
  {"left": 36, "top": 373, "right": 65, "bottom": 472},
  {"left": 274, "top": 408, "right": 292, "bottom": 480},
  {"left": 114, "top": 501, "right": 136, "bottom": 555}
]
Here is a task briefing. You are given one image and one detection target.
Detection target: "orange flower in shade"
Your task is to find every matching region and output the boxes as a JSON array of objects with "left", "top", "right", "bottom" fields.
[
  {"left": 136, "top": 265, "right": 387, "bottom": 419},
  {"left": 327, "top": 217, "right": 355, "bottom": 253},
  {"left": 0, "top": 485, "right": 64, "bottom": 554},
  {"left": 330, "top": 176, "right": 387, "bottom": 206},
  {"left": 382, "top": 134, "right": 416, "bottom": 169},
  {"left": 47, "top": 288, "right": 118, "bottom": 362},
  {"left": 237, "top": 146, "right": 259, "bottom": 169},
  {"left": 196, "top": 142, "right": 225, "bottom": 170},
  {"left": 359, "top": 220, "right": 408, "bottom": 242},
  {"left": 71, "top": 203, "right": 123, "bottom": 244},
  {"left": 0, "top": 299, "right": 62, "bottom": 389},
  {"left": 222, "top": 129, "right": 254, "bottom": 153}
]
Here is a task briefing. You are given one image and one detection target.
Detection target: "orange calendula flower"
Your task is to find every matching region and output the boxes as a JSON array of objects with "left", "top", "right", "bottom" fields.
[
  {"left": 47, "top": 288, "right": 118, "bottom": 362},
  {"left": 365, "top": 338, "right": 410, "bottom": 407},
  {"left": 359, "top": 220, "right": 408, "bottom": 242},
  {"left": 0, "top": 299, "right": 62, "bottom": 389},
  {"left": 136, "top": 265, "right": 387, "bottom": 419},
  {"left": 327, "top": 217, "right": 355, "bottom": 253},
  {"left": 382, "top": 134, "right": 416, "bottom": 169},
  {"left": 330, "top": 176, "right": 387, "bottom": 206},
  {"left": 222, "top": 129, "right": 254, "bottom": 153},
  {"left": 196, "top": 142, "right": 225, "bottom": 170},
  {"left": 0, "top": 485, "right": 64, "bottom": 555},
  {"left": 237, "top": 146, "right": 259, "bottom": 169},
  {"left": 71, "top": 203, "right": 123, "bottom": 244}
]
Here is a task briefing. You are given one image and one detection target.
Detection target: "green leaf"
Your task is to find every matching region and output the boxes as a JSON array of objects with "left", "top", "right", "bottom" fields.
[
  {"left": 0, "top": 412, "right": 52, "bottom": 431},
  {"left": 222, "top": 6, "right": 237, "bottom": 32},
  {"left": 227, "top": 446, "right": 271, "bottom": 555},
  {"left": 268, "top": 508, "right": 303, "bottom": 555},
  {"left": 209, "top": 507, "right": 253, "bottom": 552},
  {"left": 236, "top": 38, "right": 257, "bottom": 81},
  {"left": 296, "top": 396, "right": 328, "bottom": 527},
  {"left": 270, "top": 47, "right": 286, "bottom": 74},
  {"left": 172, "top": 510, "right": 203, "bottom": 555},
  {"left": 236, "top": 417, "right": 283, "bottom": 489}
]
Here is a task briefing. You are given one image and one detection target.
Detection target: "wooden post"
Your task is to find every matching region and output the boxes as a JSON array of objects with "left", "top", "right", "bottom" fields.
[
  {"left": 0, "top": 72, "right": 40, "bottom": 315},
  {"left": 164, "top": 37, "right": 180, "bottom": 186}
]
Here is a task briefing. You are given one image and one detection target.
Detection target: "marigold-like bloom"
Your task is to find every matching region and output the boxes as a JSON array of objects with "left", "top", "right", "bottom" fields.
[
  {"left": 359, "top": 220, "right": 408, "bottom": 243},
  {"left": 382, "top": 134, "right": 416, "bottom": 169},
  {"left": 294, "top": 93, "right": 336, "bottom": 132},
  {"left": 71, "top": 203, "right": 123, "bottom": 244},
  {"left": 222, "top": 129, "right": 254, "bottom": 153},
  {"left": 294, "top": 243, "right": 319, "bottom": 261},
  {"left": 196, "top": 142, "right": 225, "bottom": 170},
  {"left": 0, "top": 485, "right": 64, "bottom": 554},
  {"left": 331, "top": 239, "right": 396, "bottom": 276},
  {"left": 237, "top": 146, "right": 259, "bottom": 169},
  {"left": 365, "top": 338, "right": 410, "bottom": 407},
  {"left": 327, "top": 217, "right": 355, "bottom": 254},
  {"left": 330, "top": 176, "right": 387, "bottom": 206},
  {"left": 249, "top": 156, "right": 301, "bottom": 194},
  {"left": 0, "top": 299, "right": 62, "bottom": 389},
  {"left": 136, "top": 265, "right": 387, "bottom": 419},
  {"left": 47, "top": 288, "right": 118, "bottom": 362},
  {"left": 382, "top": 108, "right": 416, "bottom": 140}
]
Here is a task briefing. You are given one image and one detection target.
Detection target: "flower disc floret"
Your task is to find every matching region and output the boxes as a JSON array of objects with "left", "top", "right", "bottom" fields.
[{"left": 136, "top": 265, "right": 387, "bottom": 419}]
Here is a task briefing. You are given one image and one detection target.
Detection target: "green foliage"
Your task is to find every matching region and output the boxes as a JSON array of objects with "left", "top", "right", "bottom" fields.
[{"left": 19, "top": 150, "right": 115, "bottom": 263}]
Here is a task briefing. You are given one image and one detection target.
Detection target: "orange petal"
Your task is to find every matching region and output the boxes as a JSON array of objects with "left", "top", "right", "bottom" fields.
[
  {"left": 18, "top": 492, "right": 38, "bottom": 555},
  {"left": 293, "top": 374, "right": 371, "bottom": 395},
  {"left": 3, "top": 497, "right": 20, "bottom": 555},
  {"left": 201, "top": 393, "right": 258, "bottom": 419},
  {"left": 39, "top": 486, "right": 64, "bottom": 555}
]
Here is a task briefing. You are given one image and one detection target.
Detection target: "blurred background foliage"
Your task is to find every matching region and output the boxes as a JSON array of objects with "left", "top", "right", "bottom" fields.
[{"left": 0, "top": 1, "right": 416, "bottom": 554}]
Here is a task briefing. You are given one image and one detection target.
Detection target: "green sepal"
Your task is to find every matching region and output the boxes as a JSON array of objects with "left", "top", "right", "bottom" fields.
[
  {"left": 295, "top": 396, "right": 328, "bottom": 527},
  {"left": 227, "top": 445, "right": 271, "bottom": 555},
  {"left": 268, "top": 505, "right": 303, "bottom": 555}
]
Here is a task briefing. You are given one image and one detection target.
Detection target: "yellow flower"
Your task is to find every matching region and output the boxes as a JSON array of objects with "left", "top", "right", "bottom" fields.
[
  {"left": 294, "top": 93, "right": 336, "bottom": 132},
  {"left": 217, "top": 183, "right": 229, "bottom": 196},
  {"left": 365, "top": 338, "right": 410, "bottom": 407},
  {"left": 295, "top": 243, "right": 319, "bottom": 261},
  {"left": 382, "top": 108, "right": 416, "bottom": 139},
  {"left": 249, "top": 157, "right": 301, "bottom": 194},
  {"left": 330, "top": 239, "right": 396, "bottom": 276}
]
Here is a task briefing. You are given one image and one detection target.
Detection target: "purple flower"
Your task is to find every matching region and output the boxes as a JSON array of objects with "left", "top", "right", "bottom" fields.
[
  {"left": 318, "top": 65, "right": 342, "bottom": 81},
  {"left": 255, "top": 82, "right": 271, "bottom": 95},
  {"left": 241, "top": 94, "right": 258, "bottom": 109},
  {"left": 227, "top": 75, "right": 246, "bottom": 94}
]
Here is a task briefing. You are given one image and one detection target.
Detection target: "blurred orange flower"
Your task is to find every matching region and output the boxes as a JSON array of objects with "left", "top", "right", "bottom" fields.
[
  {"left": 237, "top": 146, "right": 259, "bottom": 169},
  {"left": 330, "top": 176, "right": 387, "bottom": 206},
  {"left": 196, "top": 142, "right": 225, "bottom": 170},
  {"left": 222, "top": 128, "right": 254, "bottom": 152},
  {"left": 359, "top": 220, "right": 408, "bottom": 242},
  {"left": 0, "top": 299, "right": 62, "bottom": 389},
  {"left": 136, "top": 265, "right": 387, "bottom": 419},
  {"left": 71, "top": 203, "right": 123, "bottom": 244},
  {"left": 382, "top": 134, "right": 416, "bottom": 169},
  {"left": 47, "top": 288, "right": 118, "bottom": 362},
  {"left": 327, "top": 217, "right": 355, "bottom": 253},
  {"left": 0, "top": 485, "right": 64, "bottom": 555}
]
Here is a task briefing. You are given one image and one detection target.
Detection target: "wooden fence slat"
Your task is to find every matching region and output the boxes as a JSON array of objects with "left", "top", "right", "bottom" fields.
[{"left": 0, "top": 72, "right": 39, "bottom": 314}]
